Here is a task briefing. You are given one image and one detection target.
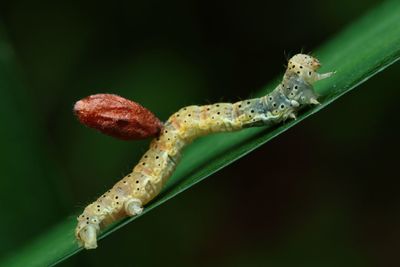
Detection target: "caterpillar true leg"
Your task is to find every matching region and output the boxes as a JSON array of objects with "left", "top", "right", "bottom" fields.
[
  {"left": 315, "top": 71, "right": 335, "bottom": 81},
  {"left": 75, "top": 53, "right": 334, "bottom": 249}
]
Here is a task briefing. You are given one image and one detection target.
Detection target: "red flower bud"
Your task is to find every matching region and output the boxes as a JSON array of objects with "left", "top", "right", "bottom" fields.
[{"left": 74, "top": 94, "right": 162, "bottom": 140}]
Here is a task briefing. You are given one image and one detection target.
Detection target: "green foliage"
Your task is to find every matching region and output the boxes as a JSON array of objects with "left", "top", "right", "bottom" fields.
[{"left": 0, "top": 1, "right": 399, "bottom": 266}]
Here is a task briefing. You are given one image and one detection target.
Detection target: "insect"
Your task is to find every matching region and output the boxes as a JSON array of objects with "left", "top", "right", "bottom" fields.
[{"left": 75, "top": 54, "right": 334, "bottom": 249}]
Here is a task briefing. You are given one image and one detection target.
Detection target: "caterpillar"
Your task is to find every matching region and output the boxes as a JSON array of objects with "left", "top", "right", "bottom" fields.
[{"left": 75, "top": 54, "right": 334, "bottom": 249}]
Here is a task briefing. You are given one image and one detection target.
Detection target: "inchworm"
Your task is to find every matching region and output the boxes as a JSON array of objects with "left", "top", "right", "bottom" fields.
[{"left": 75, "top": 53, "right": 334, "bottom": 249}]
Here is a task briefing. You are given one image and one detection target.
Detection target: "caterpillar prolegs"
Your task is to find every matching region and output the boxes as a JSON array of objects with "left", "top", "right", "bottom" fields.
[{"left": 75, "top": 54, "right": 334, "bottom": 249}]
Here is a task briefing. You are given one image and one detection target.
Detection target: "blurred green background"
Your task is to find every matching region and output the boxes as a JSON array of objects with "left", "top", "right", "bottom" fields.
[{"left": 0, "top": 0, "right": 399, "bottom": 266}]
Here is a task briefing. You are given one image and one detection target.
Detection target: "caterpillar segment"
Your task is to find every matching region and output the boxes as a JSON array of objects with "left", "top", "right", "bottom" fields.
[{"left": 76, "top": 53, "right": 334, "bottom": 249}]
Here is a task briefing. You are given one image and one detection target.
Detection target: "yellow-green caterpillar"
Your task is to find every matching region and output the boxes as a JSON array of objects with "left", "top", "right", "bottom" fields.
[{"left": 76, "top": 54, "right": 334, "bottom": 249}]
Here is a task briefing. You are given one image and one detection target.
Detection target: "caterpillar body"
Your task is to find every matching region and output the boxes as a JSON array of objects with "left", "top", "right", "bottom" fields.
[{"left": 76, "top": 54, "right": 334, "bottom": 249}]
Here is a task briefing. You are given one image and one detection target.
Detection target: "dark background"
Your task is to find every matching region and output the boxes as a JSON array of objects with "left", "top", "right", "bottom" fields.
[{"left": 0, "top": 0, "right": 399, "bottom": 266}]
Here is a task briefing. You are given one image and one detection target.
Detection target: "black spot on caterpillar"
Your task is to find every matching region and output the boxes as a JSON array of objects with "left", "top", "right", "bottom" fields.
[{"left": 76, "top": 53, "right": 334, "bottom": 249}]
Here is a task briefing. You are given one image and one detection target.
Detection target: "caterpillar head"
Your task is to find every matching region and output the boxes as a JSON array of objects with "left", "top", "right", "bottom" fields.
[
  {"left": 287, "top": 54, "right": 322, "bottom": 84},
  {"left": 289, "top": 54, "right": 321, "bottom": 71}
]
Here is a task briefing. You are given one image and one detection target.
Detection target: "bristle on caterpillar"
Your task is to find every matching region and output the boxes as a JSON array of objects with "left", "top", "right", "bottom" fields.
[{"left": 75, "top": 54, "right": 334, "bottom": 249}]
